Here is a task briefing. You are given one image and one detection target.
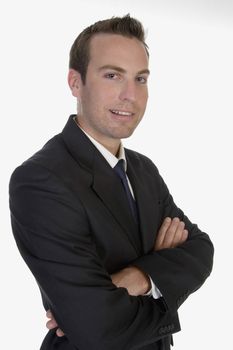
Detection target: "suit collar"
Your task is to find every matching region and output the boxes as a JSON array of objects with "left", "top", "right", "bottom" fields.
[
  {"left": 61, "top": 115, "right": 141, "bottom": 254},
  {"left": 62, "top": 115, "right": 98, "bottom": 172},
  {"left": 62, "top": 115, "right": 127, "bottom": 171},
  {"left": 77, "top": 119, "right": 127, "bottom": 171}
]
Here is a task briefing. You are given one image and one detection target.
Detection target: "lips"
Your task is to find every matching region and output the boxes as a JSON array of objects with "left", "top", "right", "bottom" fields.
[{"left": 110, "top": 109, "right": 134, "bottom": 116}]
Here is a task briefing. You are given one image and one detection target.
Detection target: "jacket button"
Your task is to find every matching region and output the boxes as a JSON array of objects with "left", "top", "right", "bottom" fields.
[
  {"left": 167, "top": 324, "right": 174, "bottom": 332},
  {"left": 158, "top": 327, "right": 165, "bottom": 335}
]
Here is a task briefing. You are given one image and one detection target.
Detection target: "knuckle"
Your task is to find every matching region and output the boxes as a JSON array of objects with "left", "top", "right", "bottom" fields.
[
  {"left": 173, "top": 217, "right": 180, "bottom": 223},
  {"left": 46, "top": 310, "right": 52, "bottom": 318},
  {"left": 46, "top": 321, "right": 51, "bottom": 329}
]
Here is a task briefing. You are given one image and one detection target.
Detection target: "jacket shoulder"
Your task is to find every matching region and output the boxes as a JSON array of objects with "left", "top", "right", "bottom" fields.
[
  {"left": 125, "top": 148, "right": 160, "bottom": 175},
  {"left": 10, "top": 133, "right": 75, "bottom": 182}
]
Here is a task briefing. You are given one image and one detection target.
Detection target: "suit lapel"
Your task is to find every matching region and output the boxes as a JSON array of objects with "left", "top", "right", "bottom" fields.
[
  {"left": 62, "top": 116, "right": 141, "bottom": 255},
  {"left": 126, "top": 152, "right": 160, "bottom": 254},
  {"left": 92, "top": 154, "right": 141, "bottom": 254}
]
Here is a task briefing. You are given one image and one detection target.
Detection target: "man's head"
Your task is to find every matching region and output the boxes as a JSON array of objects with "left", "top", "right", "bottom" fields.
[
  {"left": 69, "top": 14, "right": 149, "bottom": 84},
  {"left": 68, "top": 15, "right": 150, "bottom": 154}
]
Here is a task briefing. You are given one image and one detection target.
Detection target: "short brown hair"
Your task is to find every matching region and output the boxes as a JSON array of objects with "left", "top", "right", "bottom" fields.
[{"left": 69, "top": 14, "right": 149, "bottom": 84}]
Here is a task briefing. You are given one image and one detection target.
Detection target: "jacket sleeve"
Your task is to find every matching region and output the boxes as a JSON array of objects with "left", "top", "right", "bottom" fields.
[
  {"left": 9, "top": 161, "right": 180, "bottom": 350},
  {"left": 133, "top": 159, "right": 214, "bottom": 313}
]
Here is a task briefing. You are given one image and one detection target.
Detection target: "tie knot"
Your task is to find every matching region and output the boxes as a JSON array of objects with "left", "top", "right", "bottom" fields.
[
  {"left": 115, "top": 159, "right": 125, "bottom": 170},
  {"left": 114, "top": 159, "right": 126, "bottom": 179}
]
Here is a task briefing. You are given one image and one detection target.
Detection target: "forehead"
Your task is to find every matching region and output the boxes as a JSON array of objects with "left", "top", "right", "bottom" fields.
[{"left": 88, "top": 33, "right": 149, "bottom": 69}]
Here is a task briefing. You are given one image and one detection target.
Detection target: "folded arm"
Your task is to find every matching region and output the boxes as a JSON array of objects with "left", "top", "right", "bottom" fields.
[
  {"left": 133, "top": 166, "right": 214, "bottom": 312},
  {"left": 47, "top": 216, "right": 189, "bottom": 337},
  {"left": 10, "top": 163, "right": 181, "bottom": 350}
]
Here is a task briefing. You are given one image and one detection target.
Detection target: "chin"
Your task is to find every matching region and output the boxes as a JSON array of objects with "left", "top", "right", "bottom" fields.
[{"left": 117, "top": 129, "right": 135, "bottom": 139}]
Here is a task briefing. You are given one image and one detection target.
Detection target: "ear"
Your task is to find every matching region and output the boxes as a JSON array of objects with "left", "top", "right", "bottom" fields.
[{"left": 67, "top": 69, "right": 82, "bottom": 98}]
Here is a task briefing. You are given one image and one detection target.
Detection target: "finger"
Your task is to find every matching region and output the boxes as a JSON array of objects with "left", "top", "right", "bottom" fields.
[
  {"left": 155, "top": 217, "right": 171, "bottom": 249},
  {"left": 180, "top": 229, "right": 188, "bottom": 243},
  {"left": 46, "top": 319, "right": 58, "bottom": 330},
  {"left": 56, "top": 328, "right": 65, "bottom": 337},
  {"left": 173, "top": 228, "right": 188, "bottom": 248},
  {"left": 162, "top": 217, "right": 180, "bottom": 248},
  {"left": 171, "top": 221, "right": 185, "bottom": 247},
  {"left": 46, "top": 310, "right": 52, "bottom": 319}
]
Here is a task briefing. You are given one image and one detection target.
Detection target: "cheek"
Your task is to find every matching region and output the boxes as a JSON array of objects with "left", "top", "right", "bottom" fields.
[
  {"left": 81, "top": 88, "right": 101, "bottom": 113},
  {"left": 96, "top": 91, "right": 116, "bottom": 112},
  {"left": 88, "top": 85, "right": 110, "bottom": 106},
  {"left": 137, "top": 87, "right": 148, "bottom": 105},
  {"left": 143, "top": 88, "right": 149, "bottom": 101},
  {"left": 139, "top": 94, "right": 148, "bottom": 110}
]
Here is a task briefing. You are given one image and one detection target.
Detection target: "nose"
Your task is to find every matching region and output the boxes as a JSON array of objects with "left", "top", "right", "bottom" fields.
[{"left": 119, "top": 81, "right": 136, "bottom": 102}]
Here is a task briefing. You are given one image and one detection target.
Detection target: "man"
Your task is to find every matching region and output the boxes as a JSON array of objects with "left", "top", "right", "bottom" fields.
[{"left": 9, "top": 15, "right": 214, "bottom": 350}]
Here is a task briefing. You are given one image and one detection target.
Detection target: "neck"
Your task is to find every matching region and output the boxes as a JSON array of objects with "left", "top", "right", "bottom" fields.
[{"left": 75, "top": 117, "right": 121, "bottom": 156}]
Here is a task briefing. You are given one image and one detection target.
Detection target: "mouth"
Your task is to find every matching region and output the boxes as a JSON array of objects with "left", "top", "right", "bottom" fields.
[{"left": 110, "top": 109, "right": 134, "bottom": 117}]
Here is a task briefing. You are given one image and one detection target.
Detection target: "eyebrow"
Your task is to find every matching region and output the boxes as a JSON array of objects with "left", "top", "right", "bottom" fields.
[{"left": 98, "top": 65, "right": 150, "bottom": 75}]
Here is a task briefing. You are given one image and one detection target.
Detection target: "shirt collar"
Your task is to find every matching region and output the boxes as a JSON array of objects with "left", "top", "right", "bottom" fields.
[{"left": 74, "top": 118, "right": 127, "bottom": 171}]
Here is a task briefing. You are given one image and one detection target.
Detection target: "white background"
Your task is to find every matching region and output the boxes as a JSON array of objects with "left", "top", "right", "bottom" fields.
[{"left": 1, "top": 1, "right": 232, "bottom": 349}]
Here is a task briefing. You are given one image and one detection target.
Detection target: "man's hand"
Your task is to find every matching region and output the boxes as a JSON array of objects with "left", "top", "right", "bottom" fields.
[
  {"left": 45, "top": 267, "right": 150, "bottom": 336},
  {"left": 46, "top": 310, "right": 65, "bottom": 337},
  {"left": 111, "top": 266, "right": 151, "bottom": 296},
  {"left": 154, "top": 217, "right": 188, "bottom": 251},
  {"left": 45, "top": 267, "right": 150, "bottom": 335}
]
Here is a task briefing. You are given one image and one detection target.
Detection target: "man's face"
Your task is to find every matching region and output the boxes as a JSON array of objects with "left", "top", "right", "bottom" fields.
[{"left": 71, "top": 34, "right": 149, "bottom": 152}]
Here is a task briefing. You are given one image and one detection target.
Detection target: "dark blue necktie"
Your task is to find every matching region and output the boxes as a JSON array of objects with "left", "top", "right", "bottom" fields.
[{"left": 114, "top": 159, "right": 138, "bottom": 222}]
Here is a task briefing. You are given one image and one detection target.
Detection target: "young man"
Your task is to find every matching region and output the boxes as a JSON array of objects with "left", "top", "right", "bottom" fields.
[{"left": 9, "top": 15, "right": 214, "bottom": 350}]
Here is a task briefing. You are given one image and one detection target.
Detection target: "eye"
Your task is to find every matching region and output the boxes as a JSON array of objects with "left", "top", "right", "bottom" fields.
[
  {"left": 104, "top": 73, "right": 119, "bottom": 80},
  {"left": 136, "top": 76, "right": 148, "bottom": 84}
]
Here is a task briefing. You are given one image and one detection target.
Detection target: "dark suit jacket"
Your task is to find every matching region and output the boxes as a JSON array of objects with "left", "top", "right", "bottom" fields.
[{"left": 9, "top": 115, "right": 214, "bottom": 350}]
